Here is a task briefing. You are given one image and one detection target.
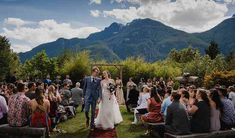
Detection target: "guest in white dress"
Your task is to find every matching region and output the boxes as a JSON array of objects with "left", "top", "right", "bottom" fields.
[
  {"left": 95, "top": 71, "right": 123, "bottom": 130},
  {"left": 132, "top": 85, "right": 150, "bottom": 124}
]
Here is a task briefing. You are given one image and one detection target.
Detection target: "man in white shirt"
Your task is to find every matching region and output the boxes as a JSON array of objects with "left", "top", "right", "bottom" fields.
[
  {"left": 228, "top": 86, "right": 235, "bottom": 107},
  {"left": 0, "top": 95, "right": 8, "bottom": 124}
]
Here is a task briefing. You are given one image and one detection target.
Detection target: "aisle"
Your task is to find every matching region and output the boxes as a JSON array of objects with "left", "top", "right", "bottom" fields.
[
  {"left": 89, "top": 128, "right": 118, "bottom": 138},
  {"left": 52, "top": 106, "right": 150, "bottom": 138}
]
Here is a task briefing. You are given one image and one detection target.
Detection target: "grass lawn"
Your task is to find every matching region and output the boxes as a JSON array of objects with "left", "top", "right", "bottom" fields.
[{"left": 51, "top": 106, "right": 153, "bottom": 138}]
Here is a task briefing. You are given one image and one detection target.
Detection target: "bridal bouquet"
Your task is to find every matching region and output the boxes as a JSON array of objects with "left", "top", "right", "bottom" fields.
[
  {"left": 108, "top": 83, "right": 116, "bottom": 100},
  {"left": 108, "top": 83, "right": 116, "bottom": 93}
]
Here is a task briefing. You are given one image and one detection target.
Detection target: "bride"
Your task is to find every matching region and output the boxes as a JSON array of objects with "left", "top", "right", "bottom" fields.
[{"left": 95, "top": 70, "right": 123, "bottom": 130}]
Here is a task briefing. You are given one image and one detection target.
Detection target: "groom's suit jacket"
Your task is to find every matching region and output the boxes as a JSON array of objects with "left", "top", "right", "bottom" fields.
[{"left": 83, "top": 76, "right": 102, "bottom": 102}]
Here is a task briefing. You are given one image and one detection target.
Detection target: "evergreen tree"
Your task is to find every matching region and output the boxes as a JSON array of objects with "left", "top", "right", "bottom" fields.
[
  {"left": 205, "top": 41, "right": 220, "bottom": 60},
  {"left": 0, "top": 36, "right": 19, "bottom": 81}
]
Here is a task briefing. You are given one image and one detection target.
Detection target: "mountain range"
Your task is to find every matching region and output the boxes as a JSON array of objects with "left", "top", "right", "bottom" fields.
[{"left": 19, "top": 15, "right": 235, "bottom": 62}]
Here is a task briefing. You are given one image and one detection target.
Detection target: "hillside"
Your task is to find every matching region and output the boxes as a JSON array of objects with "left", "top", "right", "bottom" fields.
[{"left": 19, "top": 16, "right": 235, "bottom": 62}]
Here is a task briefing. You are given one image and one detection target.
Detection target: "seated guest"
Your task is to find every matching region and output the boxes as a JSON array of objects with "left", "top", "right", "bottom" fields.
[
  {"left": 8, "top": 83, "right": 30, "bottom": 127},
  {"left": 180, "top": 90, "right": 190, "bottom": 110},
  {"left": 0, "top": 94, "right": 8, "bottom": 124},
  {"left": 63, "top": 75, "right": 73, "bottom": 87},
  {"left": 218, "top": 87, "right": 235, "bottom": 130},
  {"left": 126, "top": 85, "right": 139, "bottom": 112},
  {"left": 165, "top": 92, "right": 191, "bottom": 135},
  {"left": 29, "top": 87, "right": 50, "bottom": 135},
  {"left": 44, "top": 75, "right": 52, "bottom": 86},
  {"left": 132, "top": 85, "right": 150, "bottom": 124},
  {"left": 5, "top": 83, "right": 16, "bottom": 101},
  {"left": 188, "top": 86, "right": 197, "bottom": 107},
  {"left": 141, "top": 87, "right": 163, "bottom": 123},
  {"left": 228, "top": 86, "right": 235, "bottom": 108},
  {"left": 188, "top": 89, "right": 210, "bottom": 133},
  {"left": 209, "top": 89, "right": 223, "bottom": 131},
  {"left": 54, "top": 75, "right": 62, "bottom": 86},
  {"left": 161, "top": 87, "right": 172, "bottom": 120},
  {"left": 71, "top": 82, "right": 83, "bottom": 109},
  {"left": 59, "top": 82, "right": 72, "bottom": 106},
  {"left": 48, "top": 85, "right": 61, "bottom": 131},
  {"left": 26, "top": 82, "right": 36, "bottom": 100}
]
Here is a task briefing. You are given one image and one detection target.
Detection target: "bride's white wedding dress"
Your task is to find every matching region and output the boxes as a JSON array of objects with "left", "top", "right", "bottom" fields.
[{"left": 95, "top": 79, "right": 123, "bottom": 130}]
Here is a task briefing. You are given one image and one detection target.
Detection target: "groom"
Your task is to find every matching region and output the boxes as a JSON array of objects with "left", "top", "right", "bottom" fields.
[{"left": 83, "top": 66, "right": 102, "bottom": 130}]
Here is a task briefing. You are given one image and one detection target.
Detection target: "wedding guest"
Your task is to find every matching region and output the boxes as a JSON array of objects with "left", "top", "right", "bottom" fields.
[
  {"left": 126, "top": 77, "right": 137, "bottom": 101},
  {"left": 141, "top": 87, "right": 163, "bottom": 123},
  {"left": 218, "top": 87, "right": 235, "bottom": 130},
  {"left": 126, "top": 85, "right": 139, "bottom": 112},
  {"left": 180, "top": 90, "right": 190, "bottom": 110},
  {"left": 158, "top": 77, "right": 166, "bottom": 90},
  {"left": 47, "top": 85, "right": 61, "bottom": 131},
  {"left": 8, "top": 83, "right": 30, "bottom": 127},
  {"left": 188, "top": 85, "right": 197, "bottom": 107},
  {"left": 152, "top": 77, "right": 157, "bottom": 86},
  {"left": 54, "top": 75, "right": 62, "bottom": 89},
  {"left": 71, "top": 82, "right": 83, "bottom": 108},
  {"left": 60, "top": 82, "right": 72, "bottom": 106},
  {"left": 132, "top": 85, "right": 150, "bottom": 124},
  {"left": 228, "top": 86, "right": 235, "bottom": 107},
  {"left": 188, "top": 89, "right": 210, "bottom": 133},
  {"left": 115, "top": 77, "right": 125, "bottom": 105},
  {"left": 3, "top": 83, "right": 16, "bottom": 103},
  {"left": 161, "top": 87, "right": 172, "bottom": 119},
  {"left": 146, "top": 78, "right": 153, "bottom": 88},
  {"left": 44, "top": 75, "right": 52, "bottom": 86},
  {"left": 29, "top": 87, "right": 51, "bottom": 136},
  {"left": 0, "top": 94, "right": 8, "bottom": 124},
  {"left": 209, "top": 89, "right": 223, "bottom": 131},
  {"left": 165, "top": 92, "right": 191, "bottom": 135},
  {"left": 26, "top": 82, "right": 37, "bottom": 100},
  {"left": 63, "top": 75, "right": 73, "bottom": 87},
  {"left": 138, "top": 78, "right": 145, "bottom": 91},
  {"left": 166, "top": 77, "right": 174, "bottom": 87}
]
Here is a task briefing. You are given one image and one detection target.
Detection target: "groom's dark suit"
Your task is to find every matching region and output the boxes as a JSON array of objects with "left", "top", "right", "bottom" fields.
[{"left": 83, "top": 76, "right": 102, "bottom": 129}]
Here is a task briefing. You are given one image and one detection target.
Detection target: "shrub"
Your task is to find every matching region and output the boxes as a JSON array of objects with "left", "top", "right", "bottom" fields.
[{"left": 204, "top": 70, "right": 235, "bottom": 88}]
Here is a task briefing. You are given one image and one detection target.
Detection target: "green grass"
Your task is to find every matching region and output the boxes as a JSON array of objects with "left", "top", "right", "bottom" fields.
[{"left": 51, "top": 106, "right": 153, "bottom": 138}]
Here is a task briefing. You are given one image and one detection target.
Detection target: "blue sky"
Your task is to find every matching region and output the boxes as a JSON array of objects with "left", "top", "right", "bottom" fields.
[{"left": 0, "top": 0, "right": 235, "bottom": 52}]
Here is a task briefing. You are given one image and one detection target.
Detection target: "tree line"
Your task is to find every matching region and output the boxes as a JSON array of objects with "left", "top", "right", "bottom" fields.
[{"left": 0, "top": 36, "right": 234, "bottom": 88}]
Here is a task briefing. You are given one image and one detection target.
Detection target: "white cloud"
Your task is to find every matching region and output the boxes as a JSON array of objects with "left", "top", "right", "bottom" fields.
[
  {"left": 104, "top": 7, "right": 139, "bottom": 22},
  {"left": 90, "top": 0, "right": 102, "bottom": 4},
  {"left": 104, "top": 0, "right": 233, "bottom": 32},
  {"left": 90, "top": 10, "right": 101, "bottom": 17},
  {"left": 1, "top": 18, "right": 101, "bottom": 53},
  {"left": 11, "top": 44, "right": 32, "bottom": 53},
  {"left": 4, "top": 18, "right": 33, "bottom": 27}
]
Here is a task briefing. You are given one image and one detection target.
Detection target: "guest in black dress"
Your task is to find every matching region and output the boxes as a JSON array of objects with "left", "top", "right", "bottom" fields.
[
  {"left": 126, "top": 85, "right": 139, "bottom": 112},
  {"left": 188, "top": 89, "right": 210, "bottom": 133}
]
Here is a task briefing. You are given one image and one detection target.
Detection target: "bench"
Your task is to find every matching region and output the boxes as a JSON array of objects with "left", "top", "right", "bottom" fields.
[
  {"left": 144, "top": 122, "right": 165, "bottom": 137},
  {"left": 0, "top": 124, "right": 46, "bottom": 138},
  {"left": 164, "top": 130, "right": 235, "bottom": 138}
]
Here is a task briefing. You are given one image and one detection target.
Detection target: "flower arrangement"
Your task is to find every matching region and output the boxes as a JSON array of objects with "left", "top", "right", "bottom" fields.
[{"left": 108, "top": 83, "right": 116, "bottom": 100}]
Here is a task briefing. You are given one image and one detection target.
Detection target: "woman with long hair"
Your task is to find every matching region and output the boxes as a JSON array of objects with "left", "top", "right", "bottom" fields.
[
  {"left": 132, "top": 85, "right": 150, "bottom": 124},
  {"left": 188, "top": 86, "right": 197, "bottom": 107},
  {"left": 141, "top": 86, "right": 163, "bottom": 123},
  {"left": 48, "top": 85, "right": 61, "bottom": 132},
  {"left": 29, "top": 87, "right": 51, "bottom": 137},
  {"left": 115, "top": 76, "right": 125, "bottom": 105},
  {"left": 188, "top": 89, "right": 210, "bottom": 133},
  {"left": 209, "top": 89, "right": 223, "bottom": 131}
]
